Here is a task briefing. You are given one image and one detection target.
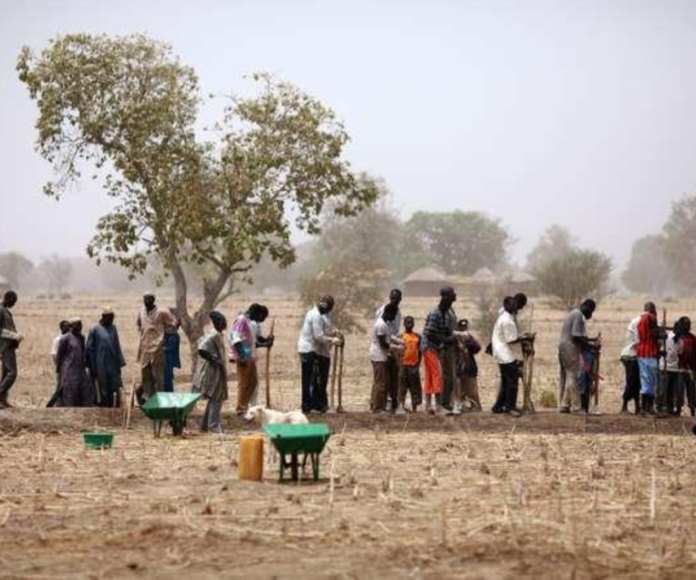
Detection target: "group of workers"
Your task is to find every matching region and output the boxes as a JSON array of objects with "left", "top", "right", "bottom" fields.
[
  {"left": 0, "top": 287, "right": 691, "bottom": 425},
  {"left": 619, "top": 301, "right": 696, "bottom": 417}
]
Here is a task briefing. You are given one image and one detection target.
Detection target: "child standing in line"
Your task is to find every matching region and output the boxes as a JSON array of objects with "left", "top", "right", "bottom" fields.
[
  {"left": 453, "top": 318, "right": 482, "bottom": 414},
  {"left": 397, "top": 316, "right": 423, "bottom": 414}
]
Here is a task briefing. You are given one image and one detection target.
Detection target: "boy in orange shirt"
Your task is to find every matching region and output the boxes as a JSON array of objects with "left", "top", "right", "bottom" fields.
[{"left": 396, "top": 316, "right": 423, "bottom": 414}]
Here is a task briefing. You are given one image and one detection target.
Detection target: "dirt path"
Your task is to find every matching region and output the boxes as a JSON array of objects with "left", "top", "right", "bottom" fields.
[{"left": 2, "top": 409, "right": 696, "bottom": 579}]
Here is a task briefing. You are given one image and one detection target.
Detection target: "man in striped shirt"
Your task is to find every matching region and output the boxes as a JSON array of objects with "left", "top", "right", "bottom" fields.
[{"left": 421, "top": 287, "right": 457, "bottom": 415}]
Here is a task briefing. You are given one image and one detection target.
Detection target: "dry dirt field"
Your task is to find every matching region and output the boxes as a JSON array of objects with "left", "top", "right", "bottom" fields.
[{"left": 2, "top": 295, "right": 696, "bottom": 579}]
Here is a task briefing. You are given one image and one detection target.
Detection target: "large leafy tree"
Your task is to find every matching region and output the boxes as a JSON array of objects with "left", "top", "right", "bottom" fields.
[
  {"left": 621, "top": 234, "right": 673, "bottom": 296},
  {"left": 405, "top": 211, "right": 510, "bottom": 275},
  {"left": 18, "top": 34, "right": 377, "bottom": 352},
  {"left": 300, "top": 182, "right": 400, "bottom": 332}
]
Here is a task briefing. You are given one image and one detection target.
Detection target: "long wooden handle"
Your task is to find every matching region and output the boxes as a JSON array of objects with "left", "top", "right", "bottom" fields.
[
  {"left": 337, "top": 344, "right": 345, "bottom": 409},
  {"left": 265, "top": 346, "right": 272, "bottom": 408},
  {"left": 124, "top": 379, "right": 136, "bottom": 430},
  {"left": 265, "top": 319, "right": 275, "bottom": 408},
  {"left": 330, "top": 344, "right": 338, "bottom": 408}
]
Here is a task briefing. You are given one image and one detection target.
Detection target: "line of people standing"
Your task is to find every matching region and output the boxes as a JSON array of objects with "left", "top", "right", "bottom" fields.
[
  {"left": 619, "top": 301, "right": 696, "bottom": 416},
  {"left": 367, "top": 286, "right": 487, "bottom": 416}
]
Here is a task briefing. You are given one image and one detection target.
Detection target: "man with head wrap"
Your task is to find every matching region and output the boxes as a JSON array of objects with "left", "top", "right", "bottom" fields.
[
  {"left": 86, "top": 307, "right": 126, "bottom": 407},
  {"left": 55, "top": 318, "right": 94, "bottom": 407},
  {"left": 297, "top": 295, "right": 342, "bottom": 413},
  {"left": 192, "top": 311, "right": 228, "bottom": 433},
  {"left": 136, "top": 292, "right": 177, "bottom": 404}
]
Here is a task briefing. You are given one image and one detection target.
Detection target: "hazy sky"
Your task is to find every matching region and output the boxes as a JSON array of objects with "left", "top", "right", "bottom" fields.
[{"left": 1, "top": 0, "right": 696, "bottom": 272}]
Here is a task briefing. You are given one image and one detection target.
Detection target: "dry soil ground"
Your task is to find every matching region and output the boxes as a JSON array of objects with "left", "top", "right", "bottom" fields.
[{"left": 2, "top": 295, "right": 696, "bottom": 579}]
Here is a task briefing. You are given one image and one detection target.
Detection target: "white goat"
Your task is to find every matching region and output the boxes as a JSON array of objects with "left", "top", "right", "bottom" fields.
[{"left": 244, "top": 405, "right": 309, "bottom": 425}]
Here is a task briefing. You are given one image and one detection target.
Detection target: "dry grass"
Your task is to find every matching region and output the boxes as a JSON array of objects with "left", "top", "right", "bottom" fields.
[{"left": 2, "top": 295, "right": 696, "bottom": 579}]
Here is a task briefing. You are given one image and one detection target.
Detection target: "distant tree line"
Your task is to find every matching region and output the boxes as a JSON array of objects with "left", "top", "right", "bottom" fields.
[{"left": 622, "top": 195, "right": 696, "bottom": 296}]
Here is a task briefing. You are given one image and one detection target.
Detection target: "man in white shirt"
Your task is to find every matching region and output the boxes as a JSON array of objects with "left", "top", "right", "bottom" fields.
[
  {"left": 297, "top": 295, "right": 342, "bottom": 413},
  {"left": 491, "top": 296, "right": 524, "bottom": 415},
  {"left": 375, "top": 289, "right": 402, "bottom": 411},
  {"left": 620, "top": 316, "right": 641, "bottom": 414},
  {"left": 369, "top": 303, "right": 403, "bottom": 413}
]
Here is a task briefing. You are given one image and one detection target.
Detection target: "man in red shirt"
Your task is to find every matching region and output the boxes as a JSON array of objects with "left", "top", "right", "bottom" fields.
[{"left": 637, "top": 302, "right": 660, "bottom": 415}]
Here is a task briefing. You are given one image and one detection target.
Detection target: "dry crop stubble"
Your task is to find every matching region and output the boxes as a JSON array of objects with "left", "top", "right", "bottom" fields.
[{"left": 2, "top": 296, "right": 696, "bottom": 578}]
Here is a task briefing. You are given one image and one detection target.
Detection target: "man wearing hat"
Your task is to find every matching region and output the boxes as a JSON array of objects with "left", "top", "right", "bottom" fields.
[
  {"left": 86, "top": 307, "right": 126, "bottom": 407},
  {"left": 297, "top": 295, "right": 343, "bottom": 413},
  {"left": 55, "top": 317, "right": 94, "bottom": 407},
  {"left": 136, "top": 292, "right": 177, "bottom": 404}
]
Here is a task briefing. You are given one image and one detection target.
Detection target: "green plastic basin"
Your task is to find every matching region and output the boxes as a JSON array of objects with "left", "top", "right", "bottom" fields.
[{"left": 83, "top": 431, "right": 114, "bottom": 449}]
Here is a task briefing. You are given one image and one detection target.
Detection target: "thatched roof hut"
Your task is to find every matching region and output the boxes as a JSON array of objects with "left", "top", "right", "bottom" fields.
[{"left": 403, "top": 267, "right": 448, "bottom": 297}]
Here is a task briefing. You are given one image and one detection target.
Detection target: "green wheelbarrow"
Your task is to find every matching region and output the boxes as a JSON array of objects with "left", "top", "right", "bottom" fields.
[
  {"left": 141, "top": 392, "right": 201, "bottom": 437},
  {"left": 263, "top": 423, "right": 331, "bottom": 482}
]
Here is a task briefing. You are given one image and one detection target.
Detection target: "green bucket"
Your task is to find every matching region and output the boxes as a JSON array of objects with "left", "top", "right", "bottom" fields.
[{"left": 83, "top": 431, "right": 114, "bottom": 449}]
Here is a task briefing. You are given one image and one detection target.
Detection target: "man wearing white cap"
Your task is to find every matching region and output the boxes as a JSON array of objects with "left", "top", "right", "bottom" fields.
[
  {"left": 87, "top": 307, "right": 126, "bottom": 407},
  {"left": 136, "top": 292, "right": 176, "bottom": 404}
]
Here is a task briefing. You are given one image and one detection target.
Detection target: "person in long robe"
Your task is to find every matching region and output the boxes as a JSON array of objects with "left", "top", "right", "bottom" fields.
[
  {"left": 56, "top": 318, "right": 95, "bottom": 407},
  {"left": 46, "top": 320, "right": 70, "bottom": 408},
  {"left": 192, "top": 311, "right": 228, "bottom": 433},
  {"left": 86, "top": 308, "right": 126, "bottom": 407},
  {"left": 136, "top": 292, "right": 177, "bottom": 404}
]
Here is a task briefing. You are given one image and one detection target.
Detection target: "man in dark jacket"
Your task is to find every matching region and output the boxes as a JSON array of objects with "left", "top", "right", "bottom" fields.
[
  {"left": 86, "top": 308, "right": 126, "bottom": 407},
  {"left": 0, "top": 291, "right": 22, "bottom": 408}
]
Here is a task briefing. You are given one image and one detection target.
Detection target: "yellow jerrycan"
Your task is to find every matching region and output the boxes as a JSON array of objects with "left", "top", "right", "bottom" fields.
[{"left": 238, "top": 435, "right": 264, "bottom": 481}]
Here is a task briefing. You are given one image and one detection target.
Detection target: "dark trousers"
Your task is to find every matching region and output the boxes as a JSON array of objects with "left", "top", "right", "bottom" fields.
[
  {"left": 0, "top": 348, "right": 18, "bottom": 402},
  {"left": 96, "top": 372, "right": 123, "bottom": 408},
  {"left": 163, "top": 362, "right": 175, "bottom": 393},
  {"left": 300, "top": 352, "right": 330, "bottom": 412},
  {"left": 400, "top": 365, "right": 423, "bottom": 408},
  {"left": 492, "top": 362, "right": 520, "bottom": 413},
  {"left": 661, "top": 371, "right": 683, "bottom": 413},
  {"left": 385, "top": 357, "right": 399, "bottom": 410},
  {"left": 678, "top": 374, "right": 696, "bottom": 415},
  {"left": 439, "top": 346, "right": 456, "bottom": 408},
  {"left": 621, "top": 358, "right": 640, "bottom": 406}
]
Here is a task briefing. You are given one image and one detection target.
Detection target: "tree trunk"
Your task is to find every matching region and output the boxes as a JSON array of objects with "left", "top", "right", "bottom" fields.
[{"left": 168, "top": 251, "right": 232, "bottom": 371}]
